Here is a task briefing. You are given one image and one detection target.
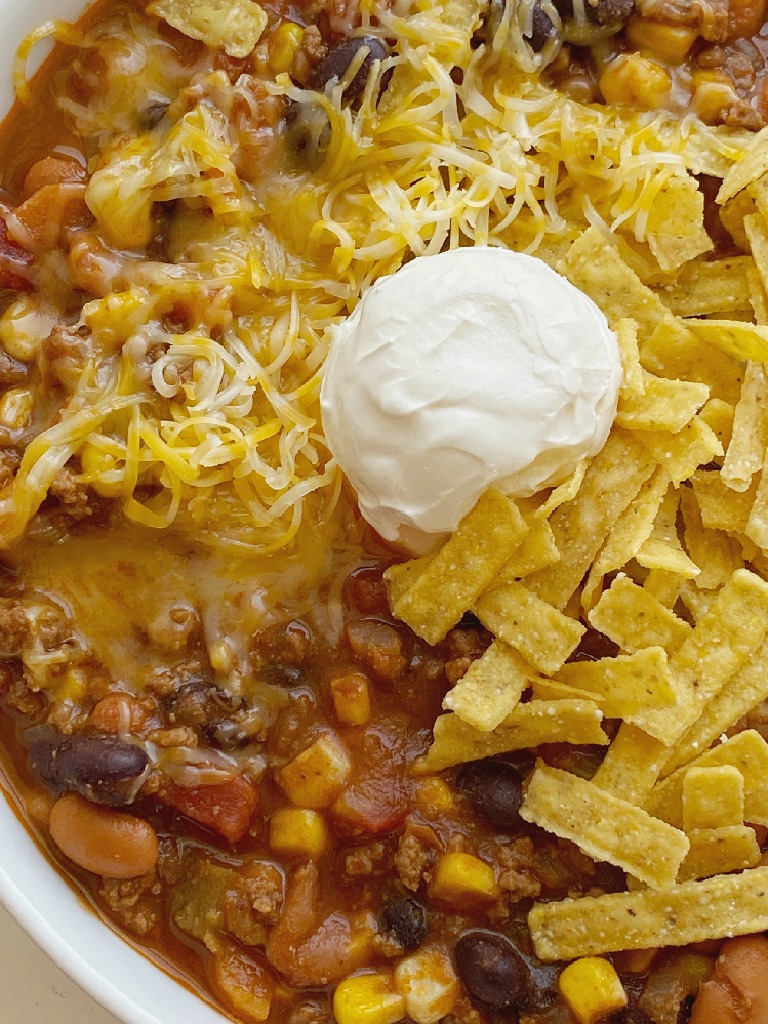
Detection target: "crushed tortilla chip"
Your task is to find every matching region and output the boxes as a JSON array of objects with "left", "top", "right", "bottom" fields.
[{"left": 148, "top": 0, "right": 268, "bottom": 57}]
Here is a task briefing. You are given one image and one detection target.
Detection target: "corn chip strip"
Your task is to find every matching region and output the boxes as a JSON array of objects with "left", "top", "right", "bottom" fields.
[
  {"left": 641, "top": 320, "right": 743, "bottom": 407},
  {"left": 745, "top": 450, "right": 768, "bottom": 551},
  {"left": 744, "top": 211, "right": 768, "bottom": 303},
  {"left": 555, "top": 647, "right": 676, "bottom": 736},
  {"left": 717, "top": 128, "right": 768, "bottom": 204},
  {"left": 720, "top": 189, "right": 756, "bottom": 250},
  {"left": 636, "top": 418, "right": 723, "bottom": 489},
  {"left": 645, "top": 176, "right": 712, "bottom": 272},
  {"left": 677, "top": 825, "right": 761, "bottom": 882},
  {"left": 390, "top": 490, "right": 528, "bottom": 645},
  {"left": 559, "top": 229, "right": 678, "bottom": 335},
  {"left": 592, "top": 725, "right": 674, "bottom": 805},
  {"left": 665, "top": 636, "right": 768, "bottom": 775},
  {"left": 699, "top": 398, "right": 735, "bottom": 453},
  {"left": 692, "top": 471, "right": 758, "bottom": 534},
  {"left": 682, "top": 765, "right": 745, "bottom": 832},
  {"left": 679, "top": 486, "right": 743, "bottom": 590},
  {"left": 616, "top": 319, "right": 644, "bottom": 396},
  {"left": 678, "top": 579, "right": 717, "bottom": 621},
  {"left": 148, "top": 0, "right": 268, "bottom": 56},
  {"left": 443, "top": 640, "right": 534, "bottom": 731},
  {"left": 685, "top": 318, "right": 768, "bottom": 363},
  {"left": 649, "top": 731, "right": 768, "bottom": 830},
  {"left": 415, "top": 701, "right": 607, "bottom": 773},
  {"left": 656, "top": 256, "right": 754, "bottom": 317},
  {"left": 639, "top": 569, "right": 768, "bottom": 745},
  {"left": 581, "top": 468, "right": 669, "bottom": 612},
  {"left": 643, "top": 569, "right": 686, "bottom": 607},
  {"left": 474, "top": 581, "right": 584, "bottom": 674},
  {"left": 531, "top": 678, "right": 603, "bottom": 704},
  {"left": 616, "top": 377, "right": 710, "bottom": 432},
  {"left": 492, "top": 516, "right": 560, "bottom": 583},
  {"left": 530, "top": 865, "right": 768, "bottom": 961},
  {"left": 636, "top": 489, "right": 700, "bottom": 580},
  {"left": 385, "top": 556, "right": 431, "bottom": 607},
  {"left": 721, "top": 362, "right": 768, "bottom": 491},
  {"left": 534, "top": 461, "right": 587, "bottom": 520},
  {"left": 588, "top": 575, "right": 691, "bottom": 656},
  {"left": 748, "top": 262, "right": 768, "bottom": 323},
  {"left": 526, "top": 430, "right": 656, "bottom": 610},
  {"left": 520, "top": 764, "right": 689, "bottom": 890}
]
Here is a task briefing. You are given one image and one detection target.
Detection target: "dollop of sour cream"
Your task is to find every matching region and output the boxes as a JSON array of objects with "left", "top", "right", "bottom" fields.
[{"left": 320, "top": 247, "right": 621, "bottom": 550}]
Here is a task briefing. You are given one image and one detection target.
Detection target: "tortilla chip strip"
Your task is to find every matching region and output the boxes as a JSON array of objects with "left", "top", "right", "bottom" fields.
[
  {"left": 664, "top": 635, "right": 768, "bottom": 775},
  {"left": 657, "top": 255, "right": 754, "bottom": 318},
  {"left": 636, "top": 417, "right": 723, "bottom": 488},
  {"left": 645, "top": 175, "right": 712, "bottom": 272},
  {"left": 616, "top": 319, "right": 644, "bottom": 396},
  {"left": 678, "top": 826, "right": 761, "bottom": 882},
  {"left": 520, "top": 764, "right": 689, "bottom": 890},
  {"left": 529, "top": 865, "right": 768, "bottom": 961},
  {"left": 643, "top": 568, "right": 686, "bottom": 607},
  {"left": 415, "top": 700, "right": 607, "bottom": 774},
  {"left": 555, "top": 647, "right": 676, "bottom": 738},
  {"left": 638, "top": 569, "right": 768, "bottom": 745},
  {"left": 525, "top": 429, "right": 656, "bottom": 610},
  {"left": 443, "top": 640, "right": 535, "bottom": 731},
  {"left": 679, "top": 486, "right": 743, "bottom": 591},
  {"left": 685, "top": 318, "right": 768, "bottom": 363},
  {"left": 717, "top": 126, "right": 768, "bottom": 205},
  {"left": 648, "top": 730, "right": 768, "bottom": 829},
  {"left": 591, "top": 724, "right": 669, "bottom": 805},
  {"left": 474, "top": 580, "right": 584, "bottom": 674},
  {"left": 492, "top": 517, "right": 560, "bottom": 583},
  {"left": 692, "top": 470, "right": 757, "bottom": 534},
  {"left": 636, "top": 489, "right": 700, "bottom": 580},
  {"left": 389, "top": 489, "right": 528, "bottom": 645},
  {"left": 746, "top": 442, "right": 768, "bottom": 550},
  {"left": 581, "top": 467, "right": 669, "bottom": 612},
  {"left": 588, "top": 575, "right": 691, "bottom": 655},
  {"left": 682, "top": 765, "right": 745, "bottom": 831},
  {"left": 615, "top": 376, "right": 709, "bottom": 432},
  {"left": 559, "top": 228, "right": 679, "bottom": 335},
  {"left": 641, "top": 320, "right": 743, "bottom": 407},
  {"left": 148, "top": 0, "right": 268, "bottom": 56},
  {"left": 699, "top": 397, "right": 735, "bottom": 453},
  {"left": 721, "top": 361, "right": 768, "bottom": 492}
]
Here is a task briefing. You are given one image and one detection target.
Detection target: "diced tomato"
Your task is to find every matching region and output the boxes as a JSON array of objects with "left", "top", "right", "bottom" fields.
[
  {"left": 160, "top": 775, "right": 258, "bottom": 843},
  {"left": 0, "top": 213, "right": 33, "bottom": 291},
  {"left": 331, "top": 722, "right": 408, "bottom": 836}
]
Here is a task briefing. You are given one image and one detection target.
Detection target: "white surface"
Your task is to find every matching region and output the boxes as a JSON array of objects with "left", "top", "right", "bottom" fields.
[
  {"left": 321, "top": 246, "right": 621, "bottom": 549},
  {"left": 0, "top": 903, "right": 121, "bottom": 1023}
]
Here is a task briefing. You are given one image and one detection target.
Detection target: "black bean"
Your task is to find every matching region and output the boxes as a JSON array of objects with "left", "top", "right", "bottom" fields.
[
  {"left": 454, "top": 930, "right": 528, "bottom": 1009},
  {"left": 139, "top": 98, "right": 170, "bottom": 130},
  {"left": 554, "top": 0, "right": 634, "bottom": 36},
  {"left": 529, "top": 2, "right": 557, "bottom": 51},
  {"left": 456, "top": 759, "right": 524, "bottom": 830},
  {"left": 48, "top": 736, "right": 149, "bottom": 806},
  {"left": 380, "top": 897, "right": 428, "bottom": 951},
  {"left": 310, "top": 36, "right": 390, "bottom": 104},
  {"left": 165, "top": 678, "right": 243, "bottom": 730}
]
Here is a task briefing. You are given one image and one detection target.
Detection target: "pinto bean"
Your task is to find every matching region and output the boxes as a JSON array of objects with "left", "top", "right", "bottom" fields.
[
  {"left": 691, "top": 936, "right": 768, "bottom": 1024},
  {"left": 49, "top": 792, "right": 158, "bottom": 878}
]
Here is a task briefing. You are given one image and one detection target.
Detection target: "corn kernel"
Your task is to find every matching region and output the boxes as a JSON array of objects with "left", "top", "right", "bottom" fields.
[
  {"left": 429, "top": 852, "right": 498, "bottom": 906},
  {"left": 692, "top": 71, "right": 738, "bottom": 125},
  {"left": 278, "top": 731, "right": 352, "bottom": 808},
  {"left": 394, "top": 949, "right": 458, "bottom": 1024},
  {"left": 0, "top": 294, "right": 53, "bottom": 361},
  {"left": 625, "top": 17, "right": 696, "bottom": 62},
  {"left": 599, "top": 53, "right": 672, "bottom": 111},
  {"left": 268, "top": 23, "right": 304, "bottom": 76},
  {"left": 209, "top": 638, "right": 236, "bottom": 674},
  {"left": 0, "top": 388, "right": 32, "bottom": 429},
  {"left": 269, "top": 807, "right": 329, "bottom": 859},
  {"left": 333, "top": 973, "right": 405, "bottom": 1024},
  {"left": 414, "top": 778, "right": 454, "bottom": 814},
  {"left": 347, "top": 911, "right": 378, "bottom": 961},
  {"left": 331, "top": 670, "right": 371, "bottom": 726},
  {"left": 558, "top": 957, "right": 628, "bottom": 1024}
]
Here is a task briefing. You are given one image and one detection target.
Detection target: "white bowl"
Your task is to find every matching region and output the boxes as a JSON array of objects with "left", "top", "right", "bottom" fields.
[{"left": 0, "top": 2, "right": 231, "bottom": 1020}]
